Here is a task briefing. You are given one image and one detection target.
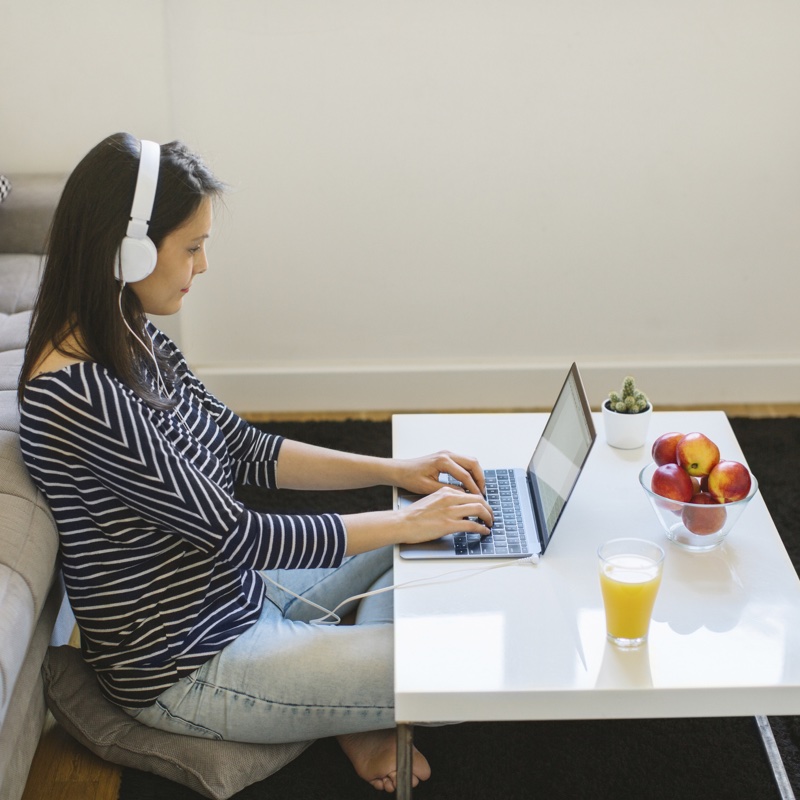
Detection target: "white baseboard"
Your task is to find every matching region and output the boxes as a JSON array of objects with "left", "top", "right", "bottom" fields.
[{"left": 193, "top": 358, "right": 800, "bottom": 414}]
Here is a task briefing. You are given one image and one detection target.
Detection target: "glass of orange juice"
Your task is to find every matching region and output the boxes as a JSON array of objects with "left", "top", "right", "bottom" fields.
[{"left": 598, "top": 538, "right": 664, "bottom": 647}]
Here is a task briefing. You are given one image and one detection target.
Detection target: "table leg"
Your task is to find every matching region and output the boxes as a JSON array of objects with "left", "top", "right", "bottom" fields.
[
  {"left": 396, "top": 723, "right": 414, "bottom": 800},
  {"left": 756, "top": 716, "right": 795, "bottom": 800}
]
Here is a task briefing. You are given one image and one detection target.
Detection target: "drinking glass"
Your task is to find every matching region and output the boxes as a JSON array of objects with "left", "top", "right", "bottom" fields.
[{"left": 598, "top": 538, "right": 664, "bottom": 647}]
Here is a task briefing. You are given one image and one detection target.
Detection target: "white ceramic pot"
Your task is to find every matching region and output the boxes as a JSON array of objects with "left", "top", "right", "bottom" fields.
[{"left": 602, "top": 401, "right": 653, "bottom": 449}]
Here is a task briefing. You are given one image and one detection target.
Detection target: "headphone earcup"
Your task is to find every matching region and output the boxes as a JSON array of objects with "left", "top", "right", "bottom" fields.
[{"left": 117, "top": 234, "right": 158, "bottom": 283}]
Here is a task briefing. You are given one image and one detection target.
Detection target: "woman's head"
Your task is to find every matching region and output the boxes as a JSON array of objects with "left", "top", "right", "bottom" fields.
[
  {"left": 49, "top": 132, "right": 223, "bottom": 309},
  {"left": 19, "top": 132, "right": 225, "bottom": 404}
]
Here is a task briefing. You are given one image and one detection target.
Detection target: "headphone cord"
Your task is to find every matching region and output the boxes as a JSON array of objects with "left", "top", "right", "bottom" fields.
[
  {"left": 117, "top": 282, "right": 191, "bottom": 430},
  {"left": 261, "top": 554, "right": 540, "bottom": 625}
]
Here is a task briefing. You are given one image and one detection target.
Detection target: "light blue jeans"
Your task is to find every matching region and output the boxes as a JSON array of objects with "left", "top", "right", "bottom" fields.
[{"left": 126, "top": 547, "right": 395, "bottom": 743}]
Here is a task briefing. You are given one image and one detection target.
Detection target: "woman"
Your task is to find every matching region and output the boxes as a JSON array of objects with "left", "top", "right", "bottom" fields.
[{"left": 17, "top": 133, "right": 492, "bottom": 792}]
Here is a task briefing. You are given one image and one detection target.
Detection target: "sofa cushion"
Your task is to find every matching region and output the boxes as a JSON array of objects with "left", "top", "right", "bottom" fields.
[
  {"left": 0, "top": 254, "right": 42, "bottom": 315},
  {"left": 0, "top": 176, "right": 9, "bottom": 204},
  {"left": 0, "top": 431, "right": 57, "bottom": 590},
  {"left": 0, "top": 252, "right": 40, "bottom": 394},
  {"left": 0, "top": 428, "right": 59, "bottom": 724},
  {"left": 0, "top": 316, "right": 30, "bottom": 385},
  {"left": 0, "top": 390, "right": 21, "bottom": 433},
  {"left": 43, "top": 646, "right": 313, "bottom": 800},
  {"left": 0, "top": 174, "right": 64, "bottom": 254},
  {"left": 0, "top": 311, "right": 30, "bottom": 358}
]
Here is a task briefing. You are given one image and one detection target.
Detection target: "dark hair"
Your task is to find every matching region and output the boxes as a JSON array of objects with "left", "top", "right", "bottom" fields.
[{"left": 18, "top": 132, "right": 225, "bottom": 406}]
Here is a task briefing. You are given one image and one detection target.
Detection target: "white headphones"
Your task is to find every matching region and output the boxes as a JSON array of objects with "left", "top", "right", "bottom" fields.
[{"left": 115, "top": 139, "right": 161, "bottom": 283}]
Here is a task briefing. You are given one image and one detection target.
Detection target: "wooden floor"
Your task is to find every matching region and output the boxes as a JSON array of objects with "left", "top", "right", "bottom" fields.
[{"left": 19, "top": 403, "right": 800, "bottom": 800}]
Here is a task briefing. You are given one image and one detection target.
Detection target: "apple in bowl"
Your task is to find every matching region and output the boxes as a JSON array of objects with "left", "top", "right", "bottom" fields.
[
  {"left": 651, "top": 432, "right": 684, "bottom": 467},
  {"left": 651, "top": 463, "right": 695, "bottom": 503},
  {"left": 681, "top": 492, "right": 727, "bottom": 535},
  {"left": 675, "top": 432, "right": 720, "bottom": 477},
  {"left": 707, "top": 460, "right": 752, "bottom": 503}
]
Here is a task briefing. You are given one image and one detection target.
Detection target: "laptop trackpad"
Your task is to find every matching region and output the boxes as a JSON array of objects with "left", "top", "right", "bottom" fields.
[
  {"left": 398, "top": 532, "right": 464, "bottom": 558},
  {"left": 397, "top": 495, "right": 461, "bottom": 558}
]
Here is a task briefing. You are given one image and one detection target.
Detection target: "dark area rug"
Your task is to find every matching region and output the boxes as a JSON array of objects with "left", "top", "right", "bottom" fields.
[{"left": 118, "top": 416, "right": 800, "bottom": 800}]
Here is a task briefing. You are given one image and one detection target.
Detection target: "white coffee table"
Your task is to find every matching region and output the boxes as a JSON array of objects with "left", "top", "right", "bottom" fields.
[{"left": 392, "top": 411, "right": 800, "bottom": 797}]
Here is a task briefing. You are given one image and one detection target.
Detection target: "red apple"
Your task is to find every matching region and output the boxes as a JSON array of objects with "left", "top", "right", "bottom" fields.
[
  {"left": 675, "top": 432, "right": 721, "bottom": 477},
  {"left": 651, "top": 432, "right": 684, "bottom": 467},
  {"left": 651, "top": 463, "right": 694, "bottom": 502},
  {"left": 682, "top": 492, "right": 727, "bottom": 535},
  {"left": 690, "top": 476, "right": 702, "bottom": 495},
  {"left": 707, "top": 460, "right": 752, "bottom": 503}
]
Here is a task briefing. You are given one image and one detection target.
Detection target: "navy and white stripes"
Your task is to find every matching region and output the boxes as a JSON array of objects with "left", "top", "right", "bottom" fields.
[{"left": 19, "top": 325, "right": 346, "bottom": 708}]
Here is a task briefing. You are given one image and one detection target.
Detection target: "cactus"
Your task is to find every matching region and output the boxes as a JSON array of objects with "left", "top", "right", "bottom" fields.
[{"left": 607, "top": 376, "right": 649, "bottom": 414}]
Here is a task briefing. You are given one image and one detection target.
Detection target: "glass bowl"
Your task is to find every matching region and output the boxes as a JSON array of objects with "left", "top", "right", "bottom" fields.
[{"left": 638, "top": 462, "right": 758, "bottom": 551}]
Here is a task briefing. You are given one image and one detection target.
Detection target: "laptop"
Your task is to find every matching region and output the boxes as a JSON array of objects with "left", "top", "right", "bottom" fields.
[{"left": 398, "top": 362, "right": 596, "bottom": 560}]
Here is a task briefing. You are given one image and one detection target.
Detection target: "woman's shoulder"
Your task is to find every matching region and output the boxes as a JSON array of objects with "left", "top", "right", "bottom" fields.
[
  {"left": 21, "top": 361, "right": 151, "bottom": 450},
  {"left": 23, "top": 360, "right": 128, "bottom": 405},
  {"left": 27, "top": 330, "right": 90, "bottom": 382},
  {"left": 28, "top": 349, "right": 85, "bottom": 379}
]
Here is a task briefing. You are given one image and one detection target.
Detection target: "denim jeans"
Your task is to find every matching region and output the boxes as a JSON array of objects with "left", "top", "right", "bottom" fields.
[{"left": 126, "top": 547, "right": 395, "bottom": 743}]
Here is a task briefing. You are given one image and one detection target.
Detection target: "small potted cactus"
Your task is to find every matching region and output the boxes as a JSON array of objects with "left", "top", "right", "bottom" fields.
[{"left": 602, "top": 376, "right": 653, "bottom": 449}]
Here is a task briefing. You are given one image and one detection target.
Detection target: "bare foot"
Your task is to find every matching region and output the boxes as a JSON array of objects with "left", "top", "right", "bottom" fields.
[{"left": 337, "top": 729, "right": 431, "bottom": 792}]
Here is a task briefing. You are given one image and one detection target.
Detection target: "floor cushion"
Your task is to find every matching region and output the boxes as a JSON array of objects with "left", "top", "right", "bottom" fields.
[{"left": 42, "top": 646, "right": 314, "bottom": 800}]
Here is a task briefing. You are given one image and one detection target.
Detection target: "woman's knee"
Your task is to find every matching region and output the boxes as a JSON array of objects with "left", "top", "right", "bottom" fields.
[{"left": 356, "top": 569, "right": 394, "bottom": 625}]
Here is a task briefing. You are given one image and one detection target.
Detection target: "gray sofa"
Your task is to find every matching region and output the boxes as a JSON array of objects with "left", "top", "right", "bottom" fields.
[{"left": 0, "top": 174, "right": 75, "bottom": 800}]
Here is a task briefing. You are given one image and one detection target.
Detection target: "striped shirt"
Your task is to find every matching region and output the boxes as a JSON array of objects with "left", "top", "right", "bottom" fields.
[{"left": 19, "top": 325, "right": 347, "bottom": 708}]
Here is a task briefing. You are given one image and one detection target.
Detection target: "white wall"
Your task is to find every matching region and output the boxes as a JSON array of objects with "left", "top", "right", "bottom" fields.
[
  {"left": 3, "top": 1, "right": 799, "bottom": 412},
  {"left": 0, "top": 0, "right": 172, "bottom": 169}
]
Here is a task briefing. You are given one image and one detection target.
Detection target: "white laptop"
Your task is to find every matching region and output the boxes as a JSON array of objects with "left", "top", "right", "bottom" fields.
[{"left": 398, "top": 363, "right": 596, "bottom": 560}]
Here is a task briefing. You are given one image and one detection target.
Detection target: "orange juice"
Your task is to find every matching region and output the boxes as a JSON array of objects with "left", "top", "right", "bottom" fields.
[{"left": 599, "top": 554, "right": 662, "bottom": 645}]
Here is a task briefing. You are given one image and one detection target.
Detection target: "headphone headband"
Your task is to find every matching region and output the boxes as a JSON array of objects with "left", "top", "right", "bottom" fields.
[
  {"left": 116, "top": 139, "right": 160, "bottom": 283},
  {"left": 127, "top": 140, "right": 160, "bottom": 239}
]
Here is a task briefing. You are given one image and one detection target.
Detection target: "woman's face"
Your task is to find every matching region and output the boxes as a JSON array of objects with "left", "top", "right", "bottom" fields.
[{"left": 130, "top": 197, "right": 213, "bottom": 316}]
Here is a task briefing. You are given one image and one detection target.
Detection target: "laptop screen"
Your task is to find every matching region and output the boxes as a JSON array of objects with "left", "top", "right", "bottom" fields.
[{"left": 526, "top": 363, "right": 596, "bottom": 551}]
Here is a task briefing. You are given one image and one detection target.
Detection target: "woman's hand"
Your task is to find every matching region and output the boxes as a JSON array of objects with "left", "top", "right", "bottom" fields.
[
  {"left": 391, "top": 451, "right": 486, "bottom": 497},
  {"left": 397, "top": 486, "right": 494, "bottom": 544},
  {"left": 341, "top": 484, "right": 494, "bottom": 555}
]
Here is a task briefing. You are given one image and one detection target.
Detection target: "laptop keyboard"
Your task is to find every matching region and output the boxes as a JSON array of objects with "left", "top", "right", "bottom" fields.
[{"left": 446, "top": 469, "right": 531, "bottom": 556}]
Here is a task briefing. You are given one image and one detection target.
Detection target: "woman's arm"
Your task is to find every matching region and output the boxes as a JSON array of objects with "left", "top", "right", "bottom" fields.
[
  {"left": 276, "top": 440, "right": 494, "bottom": 556},
  {"left": 341, "top": 487, "right": 494, "bottom": 555},
  {"left": 276, "top": 440, "right": 487, "bottom": 496}
]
